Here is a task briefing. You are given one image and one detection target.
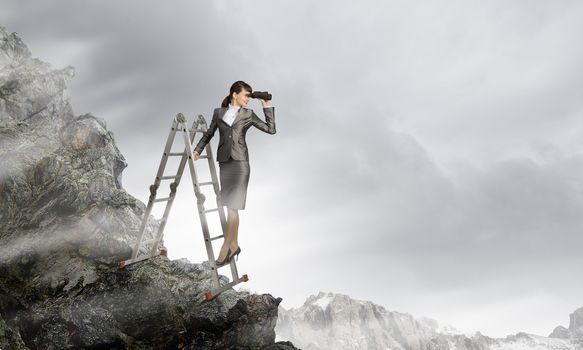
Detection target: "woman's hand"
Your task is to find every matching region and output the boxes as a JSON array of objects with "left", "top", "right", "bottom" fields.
[
  {"left": 192, "top": 151, "right": 200, "bottom": 161},
  {"left": 260, "top": 98, "right": 270, "bottom": 108}
]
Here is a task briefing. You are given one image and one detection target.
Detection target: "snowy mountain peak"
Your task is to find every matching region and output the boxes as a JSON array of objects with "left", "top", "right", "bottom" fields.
[
  {"left": 310, "top": 291, "right": 335, "bottom": 309},
  {"left": 304, "top": 291, "right": 388, "bottom": 312},
  {"left": 417, "top": 316, "right": 466, "bottom": 336},
  {"left": 277, "top": 291, "right": 437, "bottom": 350}
]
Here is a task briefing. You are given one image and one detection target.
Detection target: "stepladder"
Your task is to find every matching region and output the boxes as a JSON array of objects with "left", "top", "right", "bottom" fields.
[{"left": 118, "top": 113, "right": 249, "bottom": 301}]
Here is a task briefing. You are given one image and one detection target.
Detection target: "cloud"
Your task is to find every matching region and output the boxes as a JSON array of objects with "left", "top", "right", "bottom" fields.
[{"left": 2, "top": 0, "right": 583, "bottom": 337}]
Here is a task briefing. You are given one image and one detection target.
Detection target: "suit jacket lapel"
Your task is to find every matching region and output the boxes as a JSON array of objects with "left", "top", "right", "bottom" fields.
[
  {"left": 217, "top": 107, "right": 248, "bottom": 126},
  {"left": 232, "top": 108, "right": 248, "bottom": 125},
  {"left": 218, "top": 107, "right": 228, "bottom": 123}
]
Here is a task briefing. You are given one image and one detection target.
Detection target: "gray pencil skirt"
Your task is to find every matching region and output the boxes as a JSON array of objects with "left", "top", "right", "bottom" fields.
[{"left": 219, "top": 159, "right": 250, "bottom": 210}]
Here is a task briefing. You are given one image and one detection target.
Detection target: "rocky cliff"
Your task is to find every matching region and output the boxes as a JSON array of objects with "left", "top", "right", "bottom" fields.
[
  {"left": 275, "top": 291, "right": 582, "bottom": 350},
  {"left": 0, "top": 25, "right": 297, "bottom": 349},
  {"left": 550, "top": 307, "right": 583, "bottom": 347}
]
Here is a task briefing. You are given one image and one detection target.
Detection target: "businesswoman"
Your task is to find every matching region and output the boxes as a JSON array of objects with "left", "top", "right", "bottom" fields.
[{"left": 192, "top": 80, "right": 276, "bottom": 266}]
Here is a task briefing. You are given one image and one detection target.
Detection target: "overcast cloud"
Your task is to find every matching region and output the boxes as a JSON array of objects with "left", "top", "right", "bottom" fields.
[{"left": 2, "top": 0, "right": 583, "bottom": 338}]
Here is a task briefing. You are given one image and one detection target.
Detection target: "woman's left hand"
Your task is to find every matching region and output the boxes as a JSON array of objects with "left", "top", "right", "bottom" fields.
[{"left": 260, "top": 99, "right": 270, "bottom": 108}]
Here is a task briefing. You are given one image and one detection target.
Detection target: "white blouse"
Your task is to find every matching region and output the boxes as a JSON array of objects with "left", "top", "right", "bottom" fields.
[{"left": 223, "top": 104, "right": 241, "bottom": 126}]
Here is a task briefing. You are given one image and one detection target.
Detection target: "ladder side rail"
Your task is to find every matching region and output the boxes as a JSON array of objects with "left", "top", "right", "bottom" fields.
[
  {"left": 204, "top": 142, "right": 239, "bottom": 281},
  {"left": 204, "top": 142, "right": 228, "bottom": 232},
  {"left": 228, "top": 253, "right": 239, "bottom": 280},
  {"left": 200, "top": 207, "right": 220, "bottom": 288},
  {"left": 131, "top": 118, "right": 181, "bottom": 259},
  {"left": 147, "top": 185, "right": 177, "bottom": 256},
  {"left": 173, "top": 117, "right": 200, "bottom": 187},
  {"left": 197, "top": 115, "right": 228, "bottom": 233},
  {"left": 155, "top": 118, "right": 182, "bottom": 182},
  {"left": 147, "top": 118, "right": 199, "bottom": 256},
  {"left": 131, "top": 197, "right": 155, "bottom": 260},
  {"left": 180, "top": 121, "right": 221, "bottom": 272},
  {"left": 182, "top": 123, "right": 220, "bottom": 288},
  {"left": 197, "top": 114, "right": 240, "bottom": 284}
]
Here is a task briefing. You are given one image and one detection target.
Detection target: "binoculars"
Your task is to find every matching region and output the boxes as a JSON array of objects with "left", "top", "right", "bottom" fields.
[{"left": 251, "top": 91, "right": 272, "bottom": 101}]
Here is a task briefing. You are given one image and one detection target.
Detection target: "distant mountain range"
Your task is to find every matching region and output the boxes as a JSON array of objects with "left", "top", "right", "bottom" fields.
[{"left": 275, "top": 291, "right": 583, "bottom": 350}]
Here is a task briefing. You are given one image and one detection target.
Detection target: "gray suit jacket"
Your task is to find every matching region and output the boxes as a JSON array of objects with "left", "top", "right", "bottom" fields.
[{"left": 194, "top": 106, "right": 276, "bottom": 162}]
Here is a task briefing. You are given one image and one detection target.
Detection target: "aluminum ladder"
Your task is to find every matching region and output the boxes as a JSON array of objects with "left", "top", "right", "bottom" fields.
[{"left": 118, "top": 113, "right": 248, "bottom": 301}]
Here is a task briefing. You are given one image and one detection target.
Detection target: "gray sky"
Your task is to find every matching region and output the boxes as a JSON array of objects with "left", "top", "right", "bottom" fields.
[{"left": 2, "top": 0, "right": 583, "bottom": 338}]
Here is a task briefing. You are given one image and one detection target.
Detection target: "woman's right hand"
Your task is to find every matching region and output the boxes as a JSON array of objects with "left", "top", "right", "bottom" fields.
[{"left": 192, "top": 151, "right": 200, "bottom": 161}]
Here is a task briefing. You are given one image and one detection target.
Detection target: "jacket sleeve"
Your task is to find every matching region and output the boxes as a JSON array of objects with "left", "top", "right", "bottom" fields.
[
  {"left": 251, "top": 106, "right": 276, "bottom": 134},
  {"left": 194, "top": 108, "right": 219, "bottom": 154}
]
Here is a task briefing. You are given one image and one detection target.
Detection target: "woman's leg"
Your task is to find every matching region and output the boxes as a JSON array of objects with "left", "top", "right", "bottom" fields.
[
  {"left": 227, "top": 207, "right": 239, "bottom": 251},
  {"left": 216, "top": 207, "right": 239, "bottom": 262},
  {"left": 216, "top": 210, "right": 232, "bottom": 262},
  {"left": 216, "top": 232, "right": 231, "bottom": 262}
]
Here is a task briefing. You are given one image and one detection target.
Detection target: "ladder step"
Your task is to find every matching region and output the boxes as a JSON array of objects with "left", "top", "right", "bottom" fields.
[
  {"left": 209, "top": 234, "right": 224, "bottom": 241},
  {"left": 204, "top": 208, "right": 219, "bottom": 213},
  {"left": 199, "top": 181, "right": 214, "bottom": 186},
  {"left": 178, "top": 128, "right": 205, "bottom": 133},
  {"left": 154, "top": 197, "right": 172, "bottom": 202},
  {"left": 203, "top": 275, "right": 249, "bottom": 300},
  {"left": 167, "top": 152, "right": 186, "bottom": 156},
  {"left": 160, "top": 175, "right": 178, "bottom": 180}
]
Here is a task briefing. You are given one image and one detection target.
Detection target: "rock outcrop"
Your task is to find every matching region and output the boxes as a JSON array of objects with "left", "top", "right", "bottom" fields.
[
  {"left": 276, "top": 291, "right": 581, "bottom": 350},
  {"left": 0, "top": 24, "right": 297, "bottom": 349},
  {"left": 550, "top": 307, "right": 583, "bottom": 347}
]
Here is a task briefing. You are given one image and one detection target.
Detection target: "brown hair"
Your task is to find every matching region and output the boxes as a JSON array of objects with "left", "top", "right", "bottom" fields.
[{"left": 221, "top": 80, "right": 252, "bottom": 107}]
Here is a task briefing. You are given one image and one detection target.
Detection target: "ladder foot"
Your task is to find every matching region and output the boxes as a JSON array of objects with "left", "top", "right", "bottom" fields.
[
  {"left": 159, "top": 246, "right": 168, "bottom": 256},
  {"left": 204, "top": 274, "right": 248, "bottom": 301},
  {"left": 118, "top": 261, "right": 126, "bottom": 269}
]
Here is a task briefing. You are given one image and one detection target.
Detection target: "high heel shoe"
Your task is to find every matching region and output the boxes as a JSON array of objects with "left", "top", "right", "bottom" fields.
[
  {"left": 228, "top": 246, "right": 241, "bottom": 262},
  {"left": 215, "top": 247, "right": 231, "bottom": 266}
]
